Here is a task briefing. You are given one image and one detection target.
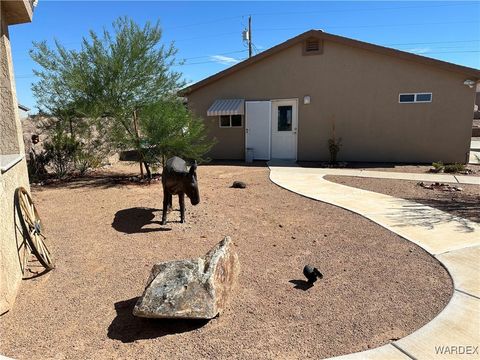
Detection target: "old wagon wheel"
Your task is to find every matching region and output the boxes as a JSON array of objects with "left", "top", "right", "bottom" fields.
[{"left": 16, "top": 187, "right": 55, "bottom": 271}]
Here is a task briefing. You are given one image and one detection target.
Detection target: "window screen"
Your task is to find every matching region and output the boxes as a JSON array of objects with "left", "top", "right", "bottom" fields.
[
  {"left": 278, "top": 106, "right": 293, "bottom": 131},
  {"left": 415, "top": 93, "right": 432, "bottom": 102},
  {"left": 399, "top": 93, "right": 432, "bottom": 103},
  {"left": 399, "top": 94, "right": 415, "bottom": 103}
]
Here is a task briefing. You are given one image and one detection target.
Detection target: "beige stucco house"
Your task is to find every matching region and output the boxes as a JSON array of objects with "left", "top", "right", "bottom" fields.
[
  {"left": 182, "top": 30, "right": 480, "bottom": 163},
  {"left": 0, "top": 0, "right": 35, "bottom": 315}
]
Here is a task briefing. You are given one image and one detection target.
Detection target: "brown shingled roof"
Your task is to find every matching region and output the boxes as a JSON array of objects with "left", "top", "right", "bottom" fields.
[{"left": 180, "top": 30, "right": 480, "bottom": 96}]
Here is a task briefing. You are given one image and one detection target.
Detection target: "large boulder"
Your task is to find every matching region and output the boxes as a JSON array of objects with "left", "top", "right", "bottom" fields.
[{"left": 133, "top": 236, "right": 239, "bottom": 319}]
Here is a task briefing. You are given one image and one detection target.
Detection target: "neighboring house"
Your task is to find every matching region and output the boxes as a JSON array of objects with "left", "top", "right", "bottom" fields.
[
  {"left": 0, "top": 0, "right": 35, "bottom": 315},
  {"left": 18, "top": 103, "right": 30, "bottom": 120},
  {"left": 474, "top": 83, "right": 480, "bottom": 120},
  {"left": 473, "top": 84, "right": 480, "bottom": 137},
  {"left": 182, "top": 30, "right": 480, "bottom": 163}
]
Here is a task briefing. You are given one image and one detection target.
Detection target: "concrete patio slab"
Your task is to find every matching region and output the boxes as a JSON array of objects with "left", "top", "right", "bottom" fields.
[
  {"left": 437, "top": 246, "right": 480, "bottom": 298},
  {"left": 270, "top": 167, "right": 480, "bottom": 255},
  {"left": 271, "top": 164, "right": 480, "bottom": 185},
  {"left": 468, "top": 151, "right": 480, "bottom": 165},
  {"left": 328, "top": 344, "right": 411, "bottom": 360},
  {"left": 456, "top": 174, "right": 480, "bottom": 185},
  {"left": 268, "top": 164, "right": 480, "bottom": 360},
  {"left": 394, "top": 291, "right": 480, "bottom": 359}
]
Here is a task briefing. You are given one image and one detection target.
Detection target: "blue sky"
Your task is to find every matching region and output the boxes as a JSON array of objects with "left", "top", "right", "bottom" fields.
[{"left": 9, "top": 1, "right": 480, "bottom": 110}]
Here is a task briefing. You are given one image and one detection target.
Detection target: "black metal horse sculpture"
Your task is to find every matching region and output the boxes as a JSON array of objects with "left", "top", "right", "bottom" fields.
[{"left": 161, "top": 156, "right": 200, "bottom": 225}]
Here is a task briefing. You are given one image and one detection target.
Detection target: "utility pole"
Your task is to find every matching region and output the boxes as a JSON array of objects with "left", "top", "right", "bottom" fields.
[{"left": 248, "top": 16, "right": 252, "bottom": 58}]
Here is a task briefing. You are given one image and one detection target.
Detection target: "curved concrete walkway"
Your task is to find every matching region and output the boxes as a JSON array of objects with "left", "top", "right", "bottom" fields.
[{"left": 268, "top": 164, "right": 480, "bottom": 360}]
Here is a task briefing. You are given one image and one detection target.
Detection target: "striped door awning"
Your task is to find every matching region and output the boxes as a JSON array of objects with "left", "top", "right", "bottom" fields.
[{"left": 207, "top": 99, "right": 245, "bottom": 116}]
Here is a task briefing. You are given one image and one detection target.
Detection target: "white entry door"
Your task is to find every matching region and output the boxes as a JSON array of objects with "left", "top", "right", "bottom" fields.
[
  {"left": 271, "top": 99, "right": 298, "bottom": 160},
  {"left": 245, "top": 101, "right": 271, "bottom": 160}
]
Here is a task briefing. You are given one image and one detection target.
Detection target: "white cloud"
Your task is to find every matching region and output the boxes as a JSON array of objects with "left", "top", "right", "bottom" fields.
[
  {"left": 405, "top": 47, "right": 431, "bottom": 54},
  {"left": 210, "top": 55, "right": 241, "bottom": 65}
]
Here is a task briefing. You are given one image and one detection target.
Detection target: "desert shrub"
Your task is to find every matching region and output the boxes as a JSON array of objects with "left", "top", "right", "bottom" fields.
[
  {"left": 75, "top": 148, "right": 102, "bottom": 176},
  {"left": 140, "top": 100, "right": 215, "bottom": 169},
  {"left": 431, "top": 161, "right": 444, "bottom": 173},
  {"left": 444, "top": 163, "right": 466, "bottom": 173},
  {"left": 43, "top": 131, "right": 78, "bottom": 179},
  {"left": 73, "top": 126, "right": 111, "bottom": 176},
  {"left": 328, "top": 122, "right": 342, "bottom": 164},
  {"left": 27, "top": 149, "right": 51, "bottom": 182}
]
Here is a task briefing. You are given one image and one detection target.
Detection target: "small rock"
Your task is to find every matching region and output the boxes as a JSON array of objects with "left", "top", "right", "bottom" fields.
[
  {"left": 231, "top": 181, "right": 246, "bottom": 189},
  {"left": 133, "top": 237, "right": 240, "bottom": 319}
]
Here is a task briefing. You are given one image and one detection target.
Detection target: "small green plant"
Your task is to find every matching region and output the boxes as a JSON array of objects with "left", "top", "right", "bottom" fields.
[
  {"left": 444, "top": 163, "right": 466, "bottom": 173},
  {"left": 43, "top": 130, "right": 78, "bottom": 179},
  {"left": 27, "top": 149, "right": 51, "bottom": 182},
  {"left": 75, "top": 149, "right": 102, "bottom": 176},
  {"left": 431, "top": 161, "right": 444, "bottom": 173},
  {"left": 328, "top": 122, "right": 342, "bottom": 164}
]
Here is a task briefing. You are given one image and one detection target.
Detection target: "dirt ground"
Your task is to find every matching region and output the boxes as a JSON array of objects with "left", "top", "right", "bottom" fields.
[
  {"left": 298, "top": 162, "right": 480, "bottom": 176},
  {"left": 325, "top": 176, "right": 480, "bottom": 223},
  {"left": 0, "top": 163, "right": 453, "bottom": 360}
]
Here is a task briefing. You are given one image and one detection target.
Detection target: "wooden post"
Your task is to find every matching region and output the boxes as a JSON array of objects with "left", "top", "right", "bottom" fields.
[{"left": 248, "top": 16, "right": 252, "bottom": 58}]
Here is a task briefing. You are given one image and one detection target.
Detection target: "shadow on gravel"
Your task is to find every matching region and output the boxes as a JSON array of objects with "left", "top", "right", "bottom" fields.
[
  {"left": 32, "top": 173, "right": 162, "bottom": 191},
  {"left": 112, "top": 207, "right": 171, "bottom": 234},
  {"left": 387, "top": 198, "right": 478, "bottom": 233},
  {"left": 289, "top": 279, "right": 314, "bottom": 291},
  {"left": 409, "top": 196, "right": 480, "bottom": 224},
  {"left": 108, "top": 297, "right": 209, "bottom": 343}
]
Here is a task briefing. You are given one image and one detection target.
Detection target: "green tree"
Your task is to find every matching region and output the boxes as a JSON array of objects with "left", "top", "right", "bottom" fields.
[
  {"left": 139, "top": 101, "right": 215, "bottom": 174},
  {"left": 30, "top": 17, "right": 209, "bottom": 178}
]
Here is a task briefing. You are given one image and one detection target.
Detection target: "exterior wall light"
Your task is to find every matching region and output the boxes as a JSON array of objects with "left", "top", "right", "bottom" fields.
[
  {"left": 304, "top": 95, "right": 311, "bottom": 105},
  {"left": 463, "top": 80, "right": 476, "bottom": 88}
]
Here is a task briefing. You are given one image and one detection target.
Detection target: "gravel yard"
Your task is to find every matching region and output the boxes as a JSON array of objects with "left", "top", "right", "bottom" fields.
[
  {"left": 325, "top": 175, "right": 480, "bottom": 223},
  {"left": 0, "top": 163, "right": 452, "bottom": 359},
  {"left": 299, "top": 162, "right": 480, "bottom": 176}
]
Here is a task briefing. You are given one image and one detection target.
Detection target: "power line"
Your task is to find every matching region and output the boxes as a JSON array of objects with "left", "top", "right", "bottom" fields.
[
  {"left": 384, "top": 39, "right": 480, "bottom": 46},
  {"left": 158, "top": 2, "right": 478, "bottom": 31},
  {"left": 412, "top": 50, "right": 480, "bottom": 55},
  {"left": 175, "top": 58, "right": 248, "bottom": 66},
  {"left": 15, "top": 48, "right": 480, "bottom": 79},
  {"left": 180, "top": 49, "right": 247, "bottom": 61},
  {"left": 175, "top": 20, "right": 479, "bottom": 42},
  {"left": 164, "top": 15, "right": 243, "bottom": 30},
  {"left": 248, "top": 2, "right": 478, "bottom": 18},
  {"left": 15, "top": 39, "right": 478, "bottom": 63},
  {"left": 175, "top": 32, "right": 238, "bottom": 42},
  {"left": 255, "top": 20, "right": 479, "bottom": 33}
]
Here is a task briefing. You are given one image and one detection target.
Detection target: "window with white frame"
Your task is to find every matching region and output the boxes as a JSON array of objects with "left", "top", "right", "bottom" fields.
[
  {"left": 399, "top": 93, "right": 432, "bottom": 103},
  {"left": 219, "top": 115, "right": 242, "bottom": 128}
]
